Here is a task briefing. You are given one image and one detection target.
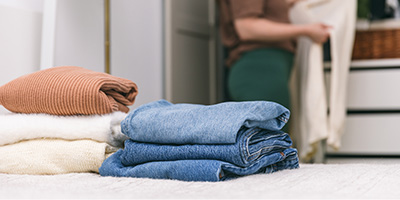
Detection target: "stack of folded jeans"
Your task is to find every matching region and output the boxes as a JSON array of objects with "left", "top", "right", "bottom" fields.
[{"left": 99, "top": 99, "right": 299, "bottom": 182}]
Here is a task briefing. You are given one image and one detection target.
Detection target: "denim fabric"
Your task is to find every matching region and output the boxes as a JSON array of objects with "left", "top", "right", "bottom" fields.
[
  {"left": 100, "top": 100, "right": 299, "bottom": 182},
  {"left": 120, "top": 127, "right": 292, "bottom": 167},
  {"left": 99, "top": 148, "right": 299, "bottom": 182},
  {"left": 121, "top": 99, "right": 290, "bottom": 144}
]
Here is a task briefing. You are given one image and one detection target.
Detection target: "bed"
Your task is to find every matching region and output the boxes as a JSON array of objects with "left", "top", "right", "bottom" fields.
[{"left": 1, "top": 163, "right": 399, "bottom": 199}]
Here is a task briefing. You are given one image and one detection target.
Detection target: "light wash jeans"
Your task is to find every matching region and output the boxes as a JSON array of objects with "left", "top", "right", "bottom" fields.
[{"left": 121, "top": 99, "right": 290, "bottom": 144}]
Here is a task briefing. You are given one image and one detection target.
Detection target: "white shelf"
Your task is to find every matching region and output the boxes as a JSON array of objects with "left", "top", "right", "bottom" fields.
[
  {"left": 351, "top": 58, "right": 400, "bottom": 67},
  {"left": 324, "top": 58, "right": 400, "bottom": 69},
  {"left": 356, "top": 18, "right": 400, "bottom": 31}
]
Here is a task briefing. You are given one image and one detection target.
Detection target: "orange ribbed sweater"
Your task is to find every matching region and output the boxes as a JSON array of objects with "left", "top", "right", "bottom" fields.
[{"left": 0, "top": 66, "right": 138, "bottom": 115}]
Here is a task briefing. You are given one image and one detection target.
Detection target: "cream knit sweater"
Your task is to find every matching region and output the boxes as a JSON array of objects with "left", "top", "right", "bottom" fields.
[
  {"left": 0, "top": 112, "right": 128, "bottom": 147},
  {"left": 0, "top": 139, "right": 118, "bottom": 175}
]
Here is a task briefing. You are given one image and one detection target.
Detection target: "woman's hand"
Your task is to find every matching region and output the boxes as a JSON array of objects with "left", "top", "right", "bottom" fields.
[{"left": 304, "top": 23, "right": 331, "bottom": 44}]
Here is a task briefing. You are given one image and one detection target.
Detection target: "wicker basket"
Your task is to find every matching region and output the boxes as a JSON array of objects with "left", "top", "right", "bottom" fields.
[{"left": 352, "top": 28, "right": 400, "bottom": 60}]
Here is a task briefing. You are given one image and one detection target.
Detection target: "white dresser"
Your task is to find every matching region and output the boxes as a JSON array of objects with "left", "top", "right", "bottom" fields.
[{"left": 326, "top": 59, "right": 400, "bottom": 155}]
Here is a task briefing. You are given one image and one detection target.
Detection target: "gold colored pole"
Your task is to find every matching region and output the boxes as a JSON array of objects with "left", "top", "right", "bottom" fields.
[{"left": 104, "top": 0, "right": 110, "bottom": 74}]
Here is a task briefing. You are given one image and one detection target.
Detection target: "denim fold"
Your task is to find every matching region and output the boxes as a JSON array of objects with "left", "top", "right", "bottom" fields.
[
  {"left": 120, "top": 127, "right": 292, "bottom": 167},
  {"left": 99, "top": 148, "right": 299, "bottom": 182},
  {"left": 121, "top": 99, "right": 290, "bottom": 144}
]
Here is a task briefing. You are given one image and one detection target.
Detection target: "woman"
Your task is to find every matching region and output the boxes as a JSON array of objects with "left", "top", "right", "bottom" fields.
[{"left": 218, "top": 0, "right": 330, "bottom": 131}]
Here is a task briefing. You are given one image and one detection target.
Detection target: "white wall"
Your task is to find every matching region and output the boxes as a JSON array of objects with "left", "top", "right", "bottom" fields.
[
  {"left": 0, "top": 0, "right": 43, "bottom": 12},
  {"left": 52, "top": 0, "right": 105, "bottom": 72},
  {"left": 110, "top": 0, "right": 164, "bottom": 108},
  {"left": 0, "top": 1, "right": 43, "bottom": 113}
]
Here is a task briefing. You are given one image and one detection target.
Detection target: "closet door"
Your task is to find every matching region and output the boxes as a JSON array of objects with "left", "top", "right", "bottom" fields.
[{"left": 165, "top": 0, "right": 217, "bottom": 104}]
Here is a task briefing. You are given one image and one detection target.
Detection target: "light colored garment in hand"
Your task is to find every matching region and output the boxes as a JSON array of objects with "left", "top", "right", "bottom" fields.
[
  {"left": 0, "top": 139, "right": 118, "bottom": 175},
  {"left": 0, "top": 111, "right": 128, "bottom": 147},
  {"left": 289, "top": 0, "right": 356, "bottom": 160}
]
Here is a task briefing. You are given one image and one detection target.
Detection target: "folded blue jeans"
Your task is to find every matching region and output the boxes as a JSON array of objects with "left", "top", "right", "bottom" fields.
[
  {"left": 121, "top": 99, "right": 290, "bottom": 144},
  {"left": 120, "top": 127, "right": 292, "bottom": 167},
  {"left": 99, "top": 148, "right": 299, "bottom": 182},
  {"left": 100, "top": 100, "right": 299, "bottom": 182}
]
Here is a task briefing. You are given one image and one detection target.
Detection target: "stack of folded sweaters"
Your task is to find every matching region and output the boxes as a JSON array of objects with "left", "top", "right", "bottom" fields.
[
  {"left": 99, "top": 99, "right": 299, "bottom": 182},
  {"left": 0, "top": 66, "right": 138, "bottom": 175}
]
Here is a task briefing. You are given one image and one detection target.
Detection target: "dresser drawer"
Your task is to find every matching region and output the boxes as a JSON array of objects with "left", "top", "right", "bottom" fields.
[
  {"left": 325, "top": 68, "right": 400, "bottom": 109},
  {"left": 327, "top": 114, "right": 400, "bottom": 155}
]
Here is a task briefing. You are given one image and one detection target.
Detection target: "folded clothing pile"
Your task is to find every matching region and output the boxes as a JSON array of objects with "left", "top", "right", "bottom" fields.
[
  {"left": 0, "top": 66, "right": 138, "bottom": 175},
  {"left": 99, "top": 100, "right": 299, "bottom": 182}
]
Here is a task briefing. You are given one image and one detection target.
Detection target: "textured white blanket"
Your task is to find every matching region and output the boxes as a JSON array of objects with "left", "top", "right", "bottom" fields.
[
  {"left": 0, "top": 163, "right": 399, "bottom": 199},
  {"left": 0, "top": 112, "right": 128, "bottom": 147}
]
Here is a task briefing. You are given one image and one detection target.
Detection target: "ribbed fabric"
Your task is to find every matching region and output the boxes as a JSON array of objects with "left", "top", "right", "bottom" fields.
[
  {"left": 0, "top": 66, "right": 138, "bottom": 115},
  {"left": 0, "top": 139, "right": 118, "bottom": 175}
]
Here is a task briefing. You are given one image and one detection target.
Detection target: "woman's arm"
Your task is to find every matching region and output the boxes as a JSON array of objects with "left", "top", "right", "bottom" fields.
[{"left": 234, "top": 17, "right": 330, "bottom": 44}]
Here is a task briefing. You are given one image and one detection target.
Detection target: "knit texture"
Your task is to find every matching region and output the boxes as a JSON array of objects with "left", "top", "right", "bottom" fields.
[
  {"left": 0, "top": 139, "right": 118, "bottom": 175},
  {"left": 0, "top": 66, "right": 138, "bottom": 115},
  {"left": 0, "top": 112, "right": 129, "bottom": 147}
]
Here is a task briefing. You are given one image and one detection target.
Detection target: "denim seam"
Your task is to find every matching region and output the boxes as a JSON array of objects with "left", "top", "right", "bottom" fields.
[
  {"left": 248, "top": 132, "right": 288, "bottom": 152},
  {"left": 245, "top": 131, "right": 288, "bottom": 162},
  {"left": 248, "top": 132, "right": 286, "bottom": 145},
  {"left": 248, "top": 145, "right": 289, "bottom": 161},
  {"left": 248, "top": 133, "right": 286, "bottom": 157},
  {"left": 221, "top": 155, "right": 277, "bottom": 173},
  {"left": 223, "top": 151, "right": 286, "bottom": 172},
  {"left": 283, "top": 152, "right": 298, "bottom": 161},
  {"left": 244, "top": 129, "right": 259, "bottom": 158},
  {"left": 240, "top": 128, "right": 259, "bottom": 165},
  {"left": 277, "top": 114, "right": 289, "bottom": 123}
]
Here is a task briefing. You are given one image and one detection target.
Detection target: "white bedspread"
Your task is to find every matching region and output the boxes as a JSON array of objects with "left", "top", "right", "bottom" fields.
[{"left": 1, "top": 163, "right": 399, "bottom": 199}]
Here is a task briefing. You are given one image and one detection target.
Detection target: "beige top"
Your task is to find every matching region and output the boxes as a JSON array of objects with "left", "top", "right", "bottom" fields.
[{"left": 218, "top": 0, "right": 296, "bottom": 66}]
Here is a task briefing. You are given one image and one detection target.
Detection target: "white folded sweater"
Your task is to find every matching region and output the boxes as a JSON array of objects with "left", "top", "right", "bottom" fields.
[
  {"left": 0, "top": 139, "right": 118, "bottom": 175},
  {"left": 0, "top": 112, "right": 128, "bottom": 147}
]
